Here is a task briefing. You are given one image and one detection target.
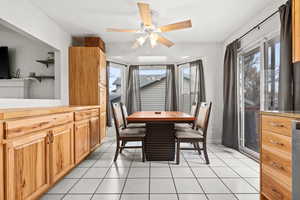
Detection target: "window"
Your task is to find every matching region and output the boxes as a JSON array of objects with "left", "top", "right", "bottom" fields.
[
  {"left": 109, "top": 63, "right": 125, "bottom": 104},
  {"left": 264, "top": 38, "right": 280, "bottom": 111},
  {"left": 178, "top": 63, "right": 200, "bottom": 113},
  {"left": 139, "top": 66, "right": 167, "bottom": 111}
]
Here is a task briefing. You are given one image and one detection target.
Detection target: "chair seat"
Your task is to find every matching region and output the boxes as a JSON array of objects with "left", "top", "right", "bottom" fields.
[
  {"left": 119, "top": 128, "right": 146, "bottom": 139},
  {"left": 127, "top": 123, "right": 146, "bottom": 128},
  {"left": 174, "top": 123, "right": 193, "bottom": 131},
  {"left": 175, "top": 130, "right": 203, "bottom": 140}
]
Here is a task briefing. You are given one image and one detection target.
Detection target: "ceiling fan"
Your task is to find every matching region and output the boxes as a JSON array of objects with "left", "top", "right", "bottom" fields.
[{"left": 106, "top": 2, "right": 192, "bottom": 48}]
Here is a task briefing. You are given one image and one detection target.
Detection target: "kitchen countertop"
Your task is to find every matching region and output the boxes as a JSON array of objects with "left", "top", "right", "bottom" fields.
[
  {"left": 261, "top": 111, "right": 300, "bottom": 118},
  {"left": 0, "top": 105, "right": 100, "bottom": 120}
]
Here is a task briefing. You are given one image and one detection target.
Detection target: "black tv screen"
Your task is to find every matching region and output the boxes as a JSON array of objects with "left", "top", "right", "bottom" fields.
[{"left": 0, "top": 47, "right": 10, "bottom": 79}]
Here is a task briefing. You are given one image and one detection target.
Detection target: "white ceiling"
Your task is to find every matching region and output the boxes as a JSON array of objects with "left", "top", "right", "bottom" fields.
[{"left": 29, "top": 0, "right": 274, "bottom": 43}]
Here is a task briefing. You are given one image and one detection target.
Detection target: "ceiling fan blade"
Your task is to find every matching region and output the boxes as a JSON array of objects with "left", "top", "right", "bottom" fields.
[
  {"left": 137, "top": 2, "right": 152, "bottom": 26},
  {"left": 158, "top": 20, "right": 192, "bottom": 32},
  {"left": 106, "top": 28, "right": 139, "bottom": 33},
  {"left": 157, "top": 35, "right": 174, "bottom": 48}
]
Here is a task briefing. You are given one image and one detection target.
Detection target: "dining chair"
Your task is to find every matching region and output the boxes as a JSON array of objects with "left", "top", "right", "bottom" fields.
[
  {"left": 120, "top": 102, "right": 146, "bottom": 129},
  {"left": 175, "top": 102, "right": 198, "bottom": 130},
  {"left": 111, "top": 102, "right": 146, "bottom": 162},
  {"left": 175, "top": 102, "right": 212, "bottom": 165}
]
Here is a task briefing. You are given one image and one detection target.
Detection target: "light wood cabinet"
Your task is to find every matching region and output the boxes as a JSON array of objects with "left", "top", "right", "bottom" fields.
[
  {"left": 69, "top": 47, "right": 107, "bottom": 141},
  {"left": 260, "top": 112, "right": 296, "bottom": 200},
  {"left": 74, "top": 120, "right": 90, "bottom": 164},
  {"left": 293, "top": 0, "right": 300, "bottom": 63},
  {"left": 5, "top": 131, "right": 50, "bottom": 200},
  {"left": 49, "top": 123, "right": 74, "bottom": 183},
  {"left": 0, "top": 106, "right": 101, "bottom": 200},
  {"left": 90, "top": 117, "right": 100, "bottom": 150}
]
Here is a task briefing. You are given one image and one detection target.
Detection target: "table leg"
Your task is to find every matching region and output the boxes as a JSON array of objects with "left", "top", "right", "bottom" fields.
[{"left": 145, "top": 122, "right": 175, "bottom": 161}]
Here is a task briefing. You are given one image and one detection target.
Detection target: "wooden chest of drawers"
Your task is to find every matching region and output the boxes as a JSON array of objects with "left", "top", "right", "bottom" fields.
[{"left": 260, "top": 112, "right": 300, "bottom": 200}]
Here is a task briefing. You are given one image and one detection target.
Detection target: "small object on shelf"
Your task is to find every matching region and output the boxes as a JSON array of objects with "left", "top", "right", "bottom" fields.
[{"left": 155, "top": 112, "right": 161, "bottom": 114}]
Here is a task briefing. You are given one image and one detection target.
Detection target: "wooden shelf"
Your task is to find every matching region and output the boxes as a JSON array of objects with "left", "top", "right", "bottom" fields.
[
  {"left": 30, "top": 75, "right": 55, "bottom": 82},
  {"left": 36, "top": 59, "right": 54, "bottom": 68}
]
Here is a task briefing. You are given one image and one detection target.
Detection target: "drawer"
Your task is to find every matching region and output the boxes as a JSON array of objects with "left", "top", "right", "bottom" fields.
[
  {"left": 261, "top": 115, "right": 293, "bottom": 137},
  {"left": 261, "top": 146, "right": 291, "bottom": 185},
  {"left": 5, "top": 112, "right": 73, "bottom": 139},
  {"left": 262, "top": 131, "right": 291, "bottom": 153},
  {"left": 75, "top": 109, "right": 99, "bottom": 121},
  {"left": 261, "top": 171, "right": 291, "bottom": 200}
]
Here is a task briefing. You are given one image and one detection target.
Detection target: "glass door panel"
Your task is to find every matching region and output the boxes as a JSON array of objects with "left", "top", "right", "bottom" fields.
[{"left": 240, "top": 47, "right": 261, "bottom": 155}]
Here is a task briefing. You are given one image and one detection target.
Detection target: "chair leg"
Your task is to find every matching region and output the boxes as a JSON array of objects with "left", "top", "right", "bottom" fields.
[
  {"left": 203, "top": 141, "right": 210, "bottom": 164},
  {"left": 176, "top": 140, "right": 180, "bottom": 165},
  {"left": 142, "top": 140, "right": 145, "bottom": 162},
  {"left": 114, "top": 140, "right": 120, "bottom": 162},
  {"left": 193, "top": 143, "right": 197, "bottom": 151},
  {"left": 195, "top": 143, "right": 202, "bottom": 156},
  {"left": 120, "top": 141, "right": 126, "bottom": 153}
]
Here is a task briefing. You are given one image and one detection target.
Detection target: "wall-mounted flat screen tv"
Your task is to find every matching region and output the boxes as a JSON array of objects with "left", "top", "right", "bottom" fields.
[{"left": 0, "top": 47, "right": 10, "bottom": 79}]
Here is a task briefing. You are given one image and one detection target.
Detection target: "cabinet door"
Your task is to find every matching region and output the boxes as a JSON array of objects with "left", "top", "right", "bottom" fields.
[
  {"left": 90, "top": 117, "right": 100, "bottom": 150},
  {"left": 100, "top": 112, "right": 107, "bottom": 140},
  {"left": 74, "top": 121, "right": 90, "bottom": 163},
  {"left": 50, "top": 123, "right": 74, "bottom": 183},
  {"left": 293, "top": 0, "right": 300, "bottom": 62},
  {"left": 99, "top": 50, "right": 107, "bottom": 86},
  {"left": 99, "top": 86, "right": 107, "bottom": 113},
  {"left": 5, "top": 131, "right": 50, "bottom": 200}
]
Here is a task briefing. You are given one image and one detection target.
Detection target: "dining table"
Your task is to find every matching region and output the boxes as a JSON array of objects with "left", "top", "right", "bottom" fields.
[{"left": 127, "top": 111, "right": 196, "bottom": 161}]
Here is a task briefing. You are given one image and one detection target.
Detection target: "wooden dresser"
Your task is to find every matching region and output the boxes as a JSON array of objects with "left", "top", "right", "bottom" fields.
[
  {"left": 69, "top": 47, "right": 107, "bottom": 143},
  {"left": 260, "top": 112, "right": 300, "bottom": 200},
  {"left": 0, "top": 106, "right": 102, "bottom": 200}
]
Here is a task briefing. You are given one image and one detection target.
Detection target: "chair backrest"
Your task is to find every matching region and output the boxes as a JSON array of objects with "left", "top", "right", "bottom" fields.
[
  {"left": 196, "top": 102, "right": 212, "bottom": 136},
  {"left": 120, "top": 102, "right": 129, "bottom": 128},
  {"left": 190, "top": 102, "right": 198, "bottom": 117},
  {"left": 111, "top": 102, "right": 124, "bottom": 138}
]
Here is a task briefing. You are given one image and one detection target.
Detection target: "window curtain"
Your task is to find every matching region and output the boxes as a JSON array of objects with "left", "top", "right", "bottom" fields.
[
  {"left": 126, "top": 65, "right": 141, "bottom": 114},
  {"left": 190, "top": 60, "right": 206, "bottom": 104},
  {"left": 222, "top": 40, "right": 239, "bottom": 150},
  {"left": 106, "top": 61, "right": 112, "bottom": 127},
  {"left": 278, "top": 0, "right": 300, "bottom": 111},
  {"left": 165, "top": 64, "right": 178, "bottom": 111}
]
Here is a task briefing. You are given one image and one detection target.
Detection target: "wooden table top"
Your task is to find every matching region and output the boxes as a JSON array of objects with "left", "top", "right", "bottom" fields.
[{"left": 127, "top": 111, "right": 196, "bottom": 123}]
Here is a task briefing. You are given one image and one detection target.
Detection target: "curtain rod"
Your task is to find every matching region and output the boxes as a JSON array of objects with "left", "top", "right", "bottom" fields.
[
  {"left": 177, "top": 59, "right": 202, "bottom": 66},
  {"left": 107, "top": 60, "right": 128, "bottom": 67},
  {"left": 238, "top": 9, "right": 279, "bottom": 41}
]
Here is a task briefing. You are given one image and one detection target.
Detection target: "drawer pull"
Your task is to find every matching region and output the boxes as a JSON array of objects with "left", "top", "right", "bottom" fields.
[
  {"left": 270, "top": 162, "right": 285, "bottom": 171},
  {"left": 269, "top": 140, "right": 284, "bottom": 146},
  {"left": 269, "top": 122, "right": 285, "bottom": 128}
]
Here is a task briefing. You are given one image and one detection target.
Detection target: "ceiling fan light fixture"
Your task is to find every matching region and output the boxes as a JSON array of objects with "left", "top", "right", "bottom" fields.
[
  {"left": 137, "top": 35, "right": 148, "bottom": 46},
  {"left": 150, "top": 33, "right": 158, "bottom": 48}
]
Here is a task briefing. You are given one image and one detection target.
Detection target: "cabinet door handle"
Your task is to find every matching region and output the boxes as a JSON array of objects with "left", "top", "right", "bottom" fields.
[
  {"left": 269, "top": 140, "right": 284, "bottom": 146},
  {"left": 270, "top": 122, "right": 284, "bottom": 128}
]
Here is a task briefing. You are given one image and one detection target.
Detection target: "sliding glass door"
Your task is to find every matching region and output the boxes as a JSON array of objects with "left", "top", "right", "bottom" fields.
[
  {"left": 238, "top": 37, "right": 280, "bottom": 157},
  {"left": 239, "top": 47, "right": 262, "bottom": 156}
]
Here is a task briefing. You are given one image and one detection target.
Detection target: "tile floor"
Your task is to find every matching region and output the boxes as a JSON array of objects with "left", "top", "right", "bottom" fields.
[{"left": 41, "top": 129, "right": 260, "bottom": 200}]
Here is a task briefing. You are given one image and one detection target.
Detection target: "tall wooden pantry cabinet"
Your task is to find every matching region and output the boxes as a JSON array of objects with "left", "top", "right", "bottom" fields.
[{"left": 69, "top": 47, "right": 107, "bottom": 145}]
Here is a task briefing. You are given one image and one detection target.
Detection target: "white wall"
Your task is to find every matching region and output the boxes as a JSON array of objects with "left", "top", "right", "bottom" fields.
[
  {"left": 0, "top": 0, "right": 71, "bottom": 108},
  {"left": 107, "top": 42, "right": 224, "bottom": 143},
  {"left": 0, "top": 24, "right": 56, "bottom": 99}
]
